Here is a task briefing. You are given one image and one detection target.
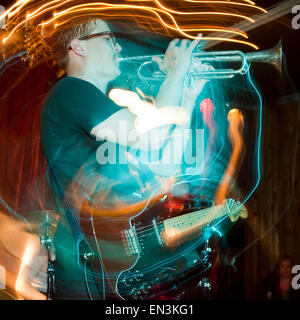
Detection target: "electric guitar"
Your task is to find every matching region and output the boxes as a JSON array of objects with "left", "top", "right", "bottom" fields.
[{"left": 80, "top": 196, "right": 248, "bottom": 300}]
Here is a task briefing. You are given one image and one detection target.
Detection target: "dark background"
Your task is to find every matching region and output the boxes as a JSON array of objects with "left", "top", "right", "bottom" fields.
[{"left": 0, "top": 0, "right": 299, "bottom": 300}]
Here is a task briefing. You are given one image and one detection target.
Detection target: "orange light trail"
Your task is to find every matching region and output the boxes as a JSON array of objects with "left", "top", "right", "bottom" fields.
[
  {"left": 182, "top": 0, "right": 257, "bottom": 7},
  {"left": 152, "top": 0, "right": 266, "bottom": 16},
  {"left": 2, "top": 0, "right": 73, "bottom": 43},
  {"left": 0, "top": 0, "right": 29, "bottom": 20},
  {"left": 214, "top": 108, "right": 244, "bottom": 205},
  {"left": 38, "top": 4, "right": 259, "bottom": 49},
  {"left": 47, "top": 2, "right": 254, "bottom": 24},
  {"left": 36, "top": 4, "right": 258, "bottom": 49},
  {"left": 15, "top": 240, "right": 35, "bottom": 295},
  {"left": 7, "top": 1, "right": 30, "bottom": 19},
  {"left": 1, "top": 0, "right": 268, "bottom": 50},
  {"left": 126, "top": 0, "right": 257, "bottom": 6},
  {"left": 181, "top": 27, "right": 248, "bottom": 39},
  {"left": 26, "top": 0, "right": 72, "bottom": 19}
]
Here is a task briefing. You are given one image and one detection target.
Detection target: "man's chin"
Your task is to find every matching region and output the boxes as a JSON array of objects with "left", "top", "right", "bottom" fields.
[
  {"left": 114, "top": 68, "right": 121, "bottom": 79},
  {"left": 99, "top": 68, "right": 121, "bottom": 82}
]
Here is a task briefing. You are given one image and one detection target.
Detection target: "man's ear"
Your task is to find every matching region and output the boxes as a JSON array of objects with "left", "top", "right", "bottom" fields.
[{"left": 69, "top": 39, "right": 86, "bottom": 56}]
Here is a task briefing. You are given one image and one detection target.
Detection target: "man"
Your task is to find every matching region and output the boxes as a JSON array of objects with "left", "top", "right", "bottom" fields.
[{"left": 39, "top": 18, "right": 209, "bottom": 300}]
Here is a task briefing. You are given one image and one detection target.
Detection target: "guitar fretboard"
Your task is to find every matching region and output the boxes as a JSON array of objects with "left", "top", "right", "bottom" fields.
[{"left": 163, "top": 203, "right": 230, "bottom": 235}]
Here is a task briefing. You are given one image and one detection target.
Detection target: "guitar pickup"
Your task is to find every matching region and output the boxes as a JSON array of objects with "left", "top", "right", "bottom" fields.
[{"left": 123, "top": 227, "right": 141, "bottom": 256}]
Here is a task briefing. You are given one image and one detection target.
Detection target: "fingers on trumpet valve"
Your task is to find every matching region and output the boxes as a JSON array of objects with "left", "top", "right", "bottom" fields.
[{"left": 191, "top": 58, "right": 215, "bottom": 72}]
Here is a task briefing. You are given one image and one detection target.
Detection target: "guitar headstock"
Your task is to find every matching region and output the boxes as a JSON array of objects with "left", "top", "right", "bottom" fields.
[{"left": 224, "top": 198, "right": 248, "bottom": 222}]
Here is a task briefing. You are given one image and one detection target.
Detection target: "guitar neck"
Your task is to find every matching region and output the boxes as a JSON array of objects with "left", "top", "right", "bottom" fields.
[{"left": 163, "top": 203, "right": 229, "bottom": 235}]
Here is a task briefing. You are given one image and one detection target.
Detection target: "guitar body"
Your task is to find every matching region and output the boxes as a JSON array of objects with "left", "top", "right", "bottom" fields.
[
  {"left": 82, "top": 213, "right": 138, "bottom": 300},
  {"left": 81, "top": 196, "right": 210, "bottom": 299},
  {"left": 80, "top": 196, "right": 246, "bottom": 300}
]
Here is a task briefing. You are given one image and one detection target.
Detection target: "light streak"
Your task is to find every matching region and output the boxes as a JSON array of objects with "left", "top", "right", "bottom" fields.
[
  {"left": 45, "top": 3, "right": 255, "bottom": 25},
  {"left": 202, "top": 0, "right": 298, "bottom": 49},
  {"left": 108, "top": 88, "right": 187, "bottom": 133},
  {"left": 15, "top": 240, "right": 35, "bottom": 297},
  {"left": 38, "top": 5, "right": 259, "bottom": 49},
  {"left": 7, "top": 0, "right": 31, "bottom": 19},
  {"left": 200, "top": 98, "right": 216, "bottom": 150},
  {"left": 211, "top": 226, "right": 223, "bottom": 237},
  {"left": 126, "top": 0, "right": 257, "bottom": 7},
  {"left": 3, "top": 0, "right": 73, "bottom": 43},
  {"left": 0, "top": 0, "right": 28, "bottom": 21},
  {"left": 1, "top": 0, "right": 268, "bottom": 50},
  {"left": 181, "top": 27, "right": 248, "bottom": 39},
  {"left": 184, "top": 0, "right": 257, "bottom": 7},
  {"left": 26, "top": 0, "right": 72, "bottom": 19},
  {"left": 152, "top": 0, "right": 259, "bottom": 21},
  {"left": 214, "top": 108, "right": 244, "bottom": 204}
]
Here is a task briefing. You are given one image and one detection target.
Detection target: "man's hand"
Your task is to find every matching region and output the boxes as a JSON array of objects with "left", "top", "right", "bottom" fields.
[
  {"left": 152, "top": 34, "right": 202, "bottom": 78},
  {"left": 183, "top": 59, "right": 214, "bottom": 104}
]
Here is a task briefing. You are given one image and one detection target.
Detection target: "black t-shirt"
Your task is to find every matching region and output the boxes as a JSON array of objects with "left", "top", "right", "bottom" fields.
[{"left": 40, "top": 76, "right": 158, "bottom": 207}]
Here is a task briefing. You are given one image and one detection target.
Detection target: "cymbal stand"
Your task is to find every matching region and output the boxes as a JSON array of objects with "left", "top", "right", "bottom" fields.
[{"left": 40, "top": 214, "right": 55, "bottom": 300}]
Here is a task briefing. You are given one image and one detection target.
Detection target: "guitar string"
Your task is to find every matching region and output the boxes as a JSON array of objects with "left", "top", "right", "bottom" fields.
[
  {"left": 134, "top": 204, "right": 238, "bottom": 249},
  {"left": 123, "top": 207, "right": 230, "bottom": 259},
  {"left": 136, "top": 204, "right": 227, "bottom": 236},
  {"left": 136, "top": 199, "right": 239, "bottom": 236},
  {"left": 133, "top": 205, "right": 223, "bottom": 234},
  {"left": 137, "top": 206, "right": 241, "bottom": 250},
  {"left": 136, "top": 205, "right": 239, "bottom": 249},
  {"left": 134, "top": 210, "right": 220, "bottom": 245},
  {"left": 120, "top": 202, "right": 235, "bottom": 254},
  {"left": 134, "top": 206, "right": 230, "bottom": 246}
]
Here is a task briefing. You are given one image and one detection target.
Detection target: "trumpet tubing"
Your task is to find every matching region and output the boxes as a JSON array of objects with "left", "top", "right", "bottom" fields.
[{"left": 119, "top": 41, "right": 282, "bottom": 80}]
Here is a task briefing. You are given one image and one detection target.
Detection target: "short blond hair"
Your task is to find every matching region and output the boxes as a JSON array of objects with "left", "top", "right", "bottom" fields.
[{"left": 51, "top": 18, "right": 105, "bottom": 70}]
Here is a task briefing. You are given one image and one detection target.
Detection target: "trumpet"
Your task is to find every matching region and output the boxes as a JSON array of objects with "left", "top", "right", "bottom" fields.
[{"left": 118, "top": 41, "right": 282, "bottom": 81}]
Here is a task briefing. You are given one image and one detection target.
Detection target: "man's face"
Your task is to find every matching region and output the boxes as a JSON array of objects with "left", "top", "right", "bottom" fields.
[{"left": 83, "top": 20, "right": 122, "bottom": 81}]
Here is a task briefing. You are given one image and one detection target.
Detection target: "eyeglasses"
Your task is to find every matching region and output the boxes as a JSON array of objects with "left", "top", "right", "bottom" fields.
[
  {"left": 69, "top": 31, "right": 166, "bottom": 53},
  {"left": 80, "top": 31, "right": 116, "bottom": 41},
  {"left": 78, "top": 31, "right": 122, "bottom": 49}
]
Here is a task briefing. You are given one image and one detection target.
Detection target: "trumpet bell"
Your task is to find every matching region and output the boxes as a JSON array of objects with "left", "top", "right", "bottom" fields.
[{"left": 246, "top": 40, "right": 282, "bottom": 74}]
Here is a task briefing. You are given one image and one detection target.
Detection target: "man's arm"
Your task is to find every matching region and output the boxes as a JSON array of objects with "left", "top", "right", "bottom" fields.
[
  {"left": 145, "top": 60, "right": 212, "bottom": 177},
  {"left": 90, "top": 38, "right": 201, "bottom": 151},
  {"left": 90, "top": 71, "right": 186, "bottom": 151},
  {"left": 145, "top": 94, "right": 197, "bottom": 176}
]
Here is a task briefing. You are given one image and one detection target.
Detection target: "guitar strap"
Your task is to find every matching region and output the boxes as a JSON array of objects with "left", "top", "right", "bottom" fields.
[{"left": 47, "top": 164, "right": 104, "bottom": 299}]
